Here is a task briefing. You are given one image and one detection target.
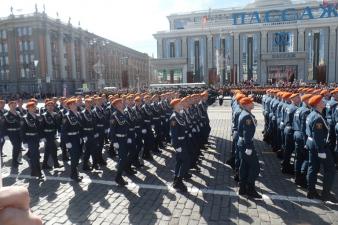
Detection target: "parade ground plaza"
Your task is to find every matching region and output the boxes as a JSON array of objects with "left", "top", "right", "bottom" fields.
[{"left": 1, "top": 98, "right": 338, "bottom": 225}]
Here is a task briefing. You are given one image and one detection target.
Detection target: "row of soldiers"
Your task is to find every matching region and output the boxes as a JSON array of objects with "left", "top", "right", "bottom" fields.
[
  {"left": 0, "top": 91, "right": 211, "bottom": 191},
  {"left": 261, "top": 88, "right": 337, "bottom": 203}
]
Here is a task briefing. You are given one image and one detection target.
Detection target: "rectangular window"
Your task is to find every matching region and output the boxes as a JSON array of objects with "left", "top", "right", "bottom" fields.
[
  {"left": 17, "top": 28, "right": 21, "bottom": 37},
  {"left": 5, "top": 57, "right": 8, "bottom": 65},
  {"left": 21, "top": 68, "right": 25, "bottom": 78},
  {"left": 247, "top": 37, "right": 253, "bottom": 81},
  {"left": 30, "top": 55, "right": 34, "bottom": 62},
  {"left": 25, "top": 55, "right": 29, "bottom": 63},
  {"left": 20, "top": 55, "right": 23, "bottom": 63},
  {"left": 169, "top": 42, "right": 175, "bottom": 58},
  {"left": 313, "top": 32, "right": 320, "bottom": 81},
  {"left": 28, "top": 27, "right": 32, "bottom": 36},
  {"left": 30, "top": 41, "right": 34, "bottom": 50},
  {"left": 19, "top": 42, "right": 22, "bottom": 51},
  {"left": 3, "top": 43, "right": 7, "bottom": 52},
  {"left": 2, "top": 30, "right": 6, "bottom": 39},
  {"left": 23, "top": 27, "right": 27, "bottom": 36},
  {"left": 24, "top": 41, "right": 28, "bottom": 51}
]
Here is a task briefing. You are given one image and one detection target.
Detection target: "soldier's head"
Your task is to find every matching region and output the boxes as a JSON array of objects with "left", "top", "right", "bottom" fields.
[
  {"left": 170, "top": 98, "right": 182, "bottom": 113},
  {"left": 301, "top": 94, "right": 312, "bottom": 106},
  {"left": 112, "top": 98, "right": 123, "bottom": 112},
  {"left": 66, "top": 98, "right": 77, "bottom": 112},
  {"left": 84, "top": 98, "right": 93, "bottom": 110},
  {"left": 309, "top": 95, "right": 325, "bottom": 112},
  {"left": 45, "top": 101, "right": 54, "bottom": 112},
  {"left": 17, "top": 98, "right": 23, "bottom": 107},
  {"left": 201, "top": 91, "right": 208, "bottom": 102},
  {"left": 330, "top": 89, "right": 338, "bottom": 100},
  {"left": 143, "top": 95, "right": 151, "bottom": 104},
  {"left": 290, "top": 93, "right": 301, "bottom": 106},
  {"left": 320, "top": 90, "right": 330, "bottom": 100},
  {"left": 134, "top": 96, "right": 142, "bottom": 107},
  {"left": 152, "top": 94, "right": 159, "bottom": 103},
  {"left": 8, "top": 100, "right": 17, "bottom": 111},
  {"left": 239, "top": 97, "right": 254, "bottom": 111},
  {"left": 26, "top": 101, "right": 36, "bottom": 114}
]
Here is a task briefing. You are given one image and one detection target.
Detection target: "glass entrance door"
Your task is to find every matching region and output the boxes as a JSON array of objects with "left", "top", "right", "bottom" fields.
[{"left": 267, "top": 65, "right": 297, "bottom": 84}]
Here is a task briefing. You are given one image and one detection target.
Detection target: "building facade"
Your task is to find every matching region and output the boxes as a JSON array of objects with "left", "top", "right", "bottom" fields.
[
  {"left": 153, "top": 0, "right": 338, "bottom": 85},
  {"left": 0, "top": 10, "right": 150, "bottom": 95}
]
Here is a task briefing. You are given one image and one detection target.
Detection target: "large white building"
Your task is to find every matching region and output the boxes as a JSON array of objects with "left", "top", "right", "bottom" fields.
[{"left": 153, "top": 0, "right": 338, "bottom": 85}]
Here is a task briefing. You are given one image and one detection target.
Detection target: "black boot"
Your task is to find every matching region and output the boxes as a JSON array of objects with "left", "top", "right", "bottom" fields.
[
  {"left": 115, "top": 174, "right": 128, "bottom": 186},
  {"left": 173, "top": 177, "right": 187, "bottom": 192},
  {"left": 295, "top": 173, "right": 307, "bottom": 188},
  {"left": 321, "top": 191, "right": 338, "bottom": 203},
  {"left": 247, "top": 185, "right": 262, "bottom": 199},
  {"left": 281, "top": 163, "right": 294, "bottom": 175},
  {"left": 83, "top": 162, "right": 93, "bottom": 171},
  {"left": 238, "top": 182, "right": 247, "bottom": 196},
  {"left": 70, "top": 168, "right": 83, "bottom": 182},
  {"left": 307, "top": 190, "right": 320, "bottom": 199}
]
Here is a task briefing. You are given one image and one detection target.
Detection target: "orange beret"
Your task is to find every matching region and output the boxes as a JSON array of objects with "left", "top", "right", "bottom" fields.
[
  {"left": 44, "top": 98, "right": 51, "bottom": 103},
  {"left": 239, "top": 97, "right": 253, "bottom": 106},
  {"left": 308, "top": 95, "right": 323, "bottom": 107},
  {"left": 180, "top": 97, "right": 189, "bottom": 103},
  {"left": 112, "top": 98, "right": 122, "bottom": 107},
  {"left": 331, "top": 89, "right": 338, "bottom": 95},
  {"left": 235, "top": 94, "right": 246, "bottom": 101},
  {"left": 29, "top": 98, "right": 38, "bottom": 103},
  {"left": 283, "top": 93, "right": 292, "bottom": 100},
  {"left": 66, "top": 98, "right": 77, "bottom": 106},
  {"left": 290, "top": 93, "right": 299, "bottom": 99},
  {"left": 312, "top": 89, "right": 321, "bottom": 95},
  {"left": 320, "top": 90, "right": 329, "bottom": 96},
  {"left": 0, "top": 99, "right": 5, "bottom": 103},
  {"left": 170, "top": 98, "right": 181, "bottom": 107},
  {"left": 26, "top": 101, "right": 36, "bottom": 108},
  {"left": 144, "top": 95, "right": 151, "bottom": 99},
  {"left": 135, "top": 96, "right": 142, "bottom": 102},
  {"left": 301, "top": 94, "right": 312, "bottom": 102},
  {"left": 201, "top": 91, "right": 208, "bottom": 97},
  {"left": 84, "top": 98, "right": 92, "bottom": 103}
]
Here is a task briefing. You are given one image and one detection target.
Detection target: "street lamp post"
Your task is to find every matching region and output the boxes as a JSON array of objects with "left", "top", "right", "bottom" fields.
[{"left": 33, "top": 60, "right": 40, "bottom": 98}]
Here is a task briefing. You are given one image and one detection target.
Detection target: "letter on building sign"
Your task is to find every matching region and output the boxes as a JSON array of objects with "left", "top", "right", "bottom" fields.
[
  {"left": 320, "top": 4, "right": 338, "bottom": 18},
  {"left": 282, "top": 8, "right": 298, "bottom": 21},
  {"left": 232, "top": 12, "right": 246, "bottom": 25},
  {"left": 264, "top": 10, "right": 282, "bottom": 23},
  {"left": 299, "top": 7, "right": 314, "bottom": 20},
  {"left": 250, "top": 11, "right": 260, "bottom": 24}
]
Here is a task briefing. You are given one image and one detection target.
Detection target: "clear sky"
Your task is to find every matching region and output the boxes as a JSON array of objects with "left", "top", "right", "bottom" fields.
[{"left": 0, "top": 0, "right": 252, "bottom": 57}]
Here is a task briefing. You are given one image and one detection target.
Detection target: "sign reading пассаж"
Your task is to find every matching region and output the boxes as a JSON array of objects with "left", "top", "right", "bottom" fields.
[{"left": 232, "top": 4, "right": 338, "bottom": 25}]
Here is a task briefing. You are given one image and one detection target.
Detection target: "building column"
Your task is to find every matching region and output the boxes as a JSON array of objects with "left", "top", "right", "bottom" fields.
[
  {"left": 328, "top": 25, "right": 337, "bottom": 83},
  {"left": 233, "top": 33, "right": 240, "bottom": 83},
  {"left": 58, "top": 30, "right": 66, "bottom": 79},
  {"left": 260, "top": 30, "right": 268, "bottom": 85},
  {"left": 45, "top": 28, "right": 53, "bottom": 81},
  {"left": 70, "top": 35, "right": 77, "bottom": 80},
  {"left": 298, "top": 28, "right": 305, "bottom": 52},
  {"left": 80, "top": 36, "right": 87, "bottom": 81},
  {"left": 207, "top": 35, "right": 213, "bottom": 69},
  {"left": 157, "top": 38, "right": 163, "bottom": 58},
  {"left": 182, "top": 37, "right": 187, "bottom": 58}
]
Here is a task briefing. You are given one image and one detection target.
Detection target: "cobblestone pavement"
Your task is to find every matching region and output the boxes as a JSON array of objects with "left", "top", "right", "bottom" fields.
[{"left": 1, "top": 99, "right": 338, "bottom": 225}]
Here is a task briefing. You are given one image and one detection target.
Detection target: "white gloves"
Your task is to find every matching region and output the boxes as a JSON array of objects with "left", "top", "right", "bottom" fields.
[
  {"left": 142, "top": 129, "right": 147, "bottom": 134},
  {"left": 40, "top": 138, "right": 46, "bottom": 143},
  {"left": 94, "top": 133, "right": 99, "bottom": 138},
  {"left": 151, "top": 125, "right": 155, "bottom": 130},
  {"left": 22, "top": 143, "right": 28, "bottom": 149},
  {"left": 245, "top": 149, "right": 252, "bottom": 156},
  {"left": 113, "top": 142, "right": 119, "bottom": 149},
  {"left": 127, "top": 138, "right": 132, "bottom": 144},
  {"left": 83, "top": 137, "right": 88, "bottom": 143},
  {"left": 66, "top": 143, "right": 72, "bottom": 149},
  {"left": 176, "top": 147, "right": 182, "bottom": 153},
  {"left": 318, "top": 153, "right": 327, "bottom": 159},
  {"left": 105, "top": 128, "right": 110, "bottom": 134},
  {"left": 4, "top": 136, "right": 9, "bottom": 141}
]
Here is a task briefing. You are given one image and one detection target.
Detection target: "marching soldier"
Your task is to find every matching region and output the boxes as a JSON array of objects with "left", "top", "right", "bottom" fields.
[
  {"left": 282, "top": 93, "right": 300, "bottom": 175},
  {"left": 0, "top": 99, "right": 8, "bottom": 157},
  {"left": 21, "top": 101, "right": 43, "bottom": 179},
  {"left": 2, "top": 100, "right": 21, "bottom": 167},
  {"left": 132, "top": 96, "right": 145, "bottom": 168},
  {"left": 62, "top": 98, "right": 83, "bottom": 182},
  {"left": 16, "top": 98, "right": 27, "bottom": 117},
  {"left": 124, "top": 95, "right": 137, "bottom": 175},
  {"left": 326, "top": 88, "right": 338, "bottom": 169},
  {"left": 141, "top": 95, "right": 155, "bottom": 160},
  {"left": 305, "top": 95, "right": 337, "bottom": 203},
  {"left": 170, "top": 98, "right": 189, "bottom": 192},
  {"left": 57, "top": 99, "right": 70, "bottom": 161},
  {"left": 92, "top": 97, "right": 108, "bottom": 167},
  {"left": 110, "top": 98, "right": 130, "bottom": 186},
  {"left": 237, "top": 97, "right": 261, "bottom": 199},
  {"left": 80, "top": 98, "right": 99, "bottom": 171},
  {"left": 40, "top": 100, "right": 62, "bottom": 170},
  {"left": 293, "top": 93, "right": 312, "bottom": 187}
]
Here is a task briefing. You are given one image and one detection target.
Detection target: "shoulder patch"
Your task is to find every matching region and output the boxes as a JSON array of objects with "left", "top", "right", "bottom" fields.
[
  {"left": 315, "top": 123, "right": 323, "bottom": 129},
  {"left": 171, "top": 120, "right": 176, "bottom": 127},
  {"left": 246, "top": 119, "right": 252, "bottom": 125}
]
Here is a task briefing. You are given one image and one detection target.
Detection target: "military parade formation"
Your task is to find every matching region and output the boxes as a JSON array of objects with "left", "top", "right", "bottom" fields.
[
  {"left": 228, "top": 86, "right": 338, "bottom": 203},
  {"left": 0, "top": 91, "right": 211, "bottom": 193}
]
